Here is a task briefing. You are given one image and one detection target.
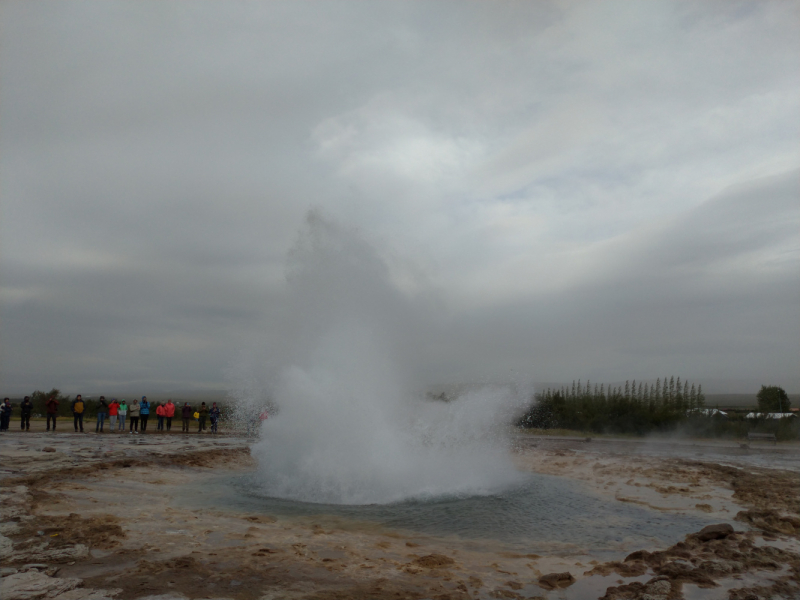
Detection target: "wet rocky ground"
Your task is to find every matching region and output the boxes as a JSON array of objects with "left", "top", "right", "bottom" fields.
[{"left": 1, "top": 427, "right": 798, "bottom": 600}]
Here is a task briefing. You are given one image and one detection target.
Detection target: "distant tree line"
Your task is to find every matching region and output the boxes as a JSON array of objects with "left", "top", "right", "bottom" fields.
[
  {"left": 518, "top": 379, "right": 798, "bottom": 440},
  {"left": 757, "top": 385, "right": 792, "bottom": 413},
  {"left": 518, "top": 377, "right": 706, "bottom": 434},
  {"left": 28, "top": 388, "right": 117, "bottom": 417},
  {"left": 29, "top": 389, "right": 75, "bottom": 417}
]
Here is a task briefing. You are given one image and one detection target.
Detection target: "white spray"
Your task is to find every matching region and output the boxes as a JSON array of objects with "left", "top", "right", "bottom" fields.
[{"left": 233, "top": 211, "right": 526, "bottom": 504}]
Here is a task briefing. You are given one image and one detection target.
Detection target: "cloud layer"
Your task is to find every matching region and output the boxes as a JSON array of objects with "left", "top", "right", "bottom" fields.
[{"left": 1, "top": 1, "right": 798, "bottom": 395}]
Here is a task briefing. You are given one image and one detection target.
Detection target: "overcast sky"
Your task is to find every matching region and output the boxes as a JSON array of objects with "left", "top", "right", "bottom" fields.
[{"left": 1, "top": 1, "right": 798, "bottom": 397}]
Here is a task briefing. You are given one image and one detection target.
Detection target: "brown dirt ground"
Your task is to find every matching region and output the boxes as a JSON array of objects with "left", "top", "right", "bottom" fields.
[{"left": 2, "top": 433, "right": 799, "bottom": 600}]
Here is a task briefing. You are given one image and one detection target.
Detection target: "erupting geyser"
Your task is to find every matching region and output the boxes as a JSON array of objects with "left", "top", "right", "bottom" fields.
[{"left": 230, "top": 211, "right": 526, "bottom": 504}]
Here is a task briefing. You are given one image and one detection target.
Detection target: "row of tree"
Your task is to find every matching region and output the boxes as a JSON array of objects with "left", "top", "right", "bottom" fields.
[
  {"left": 518, "top": 377, "right": 706, "bottom": 434},
  {"left": 26, "top": 389, "right": 90, "bottom": 416}
]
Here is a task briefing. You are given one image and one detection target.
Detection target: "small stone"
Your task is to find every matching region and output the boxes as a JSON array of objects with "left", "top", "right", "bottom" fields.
[
  {"left": 538, "top": 571, "right": 575, "bottom": 590},
  {"left": 412, "top": 554, "right": 455, "bottom": 568},
  {"left": 53, "top": 588, "right": 122, "bottom": 600},
  {"left": 624, "top": 549, "right": 651, "bottom": 562},
  {"left": 645, "top": 579, "right": 671, "bottom": 595},
  {"left": 20, "top": 565, "right": 48, "bottom": 572},
  {"left": 0, "top": 570, "right": 81, "bottom": 600},
  {"left": 42, "top": 447, "right": 56, "bottom": 453},
  {"left": 0, "top": 534, "right": 13, "bottom": 561},
  {"left": 692, "top": 523, "right": 734, "bottom": 542},
  {"left": 15, "top": 545, "right": 89, "bottom": 563}
]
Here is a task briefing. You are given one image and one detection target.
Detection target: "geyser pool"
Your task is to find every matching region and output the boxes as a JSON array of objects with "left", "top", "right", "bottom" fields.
[{"left": 177, "top": 471, "right": 718, "bottom": 555}]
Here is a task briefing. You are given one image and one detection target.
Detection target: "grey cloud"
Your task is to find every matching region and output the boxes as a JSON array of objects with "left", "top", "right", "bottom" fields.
[
  {"left": 434, "top": 171, "right": 799, "bottom": 388},
  {"left": 1, "top": 1, "right": 798, "bottom": 396}
]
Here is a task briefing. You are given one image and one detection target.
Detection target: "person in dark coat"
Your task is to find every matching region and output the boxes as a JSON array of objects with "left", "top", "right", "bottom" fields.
[
  {"left": 0, "top": 398, "right": 11, "bottom": 432},
  {"left": 71, "top": 394, "right": 86, "bottom": 433},
  {"left": 46, "top": 395, "right": 59, "bottom": 431},
  {"left": 209, "top": 403, "right": 221, "bottom": 434},
  {"left": 181, "top": 402, "right": 193, "bottom": 432},
  {"left": 96, "top": 396, "right": 109, "bottom": 433},
  {"left": 198, "top": 402, "right": 209, "bottom": 433},
  {"left": 20, "top": 396, "right": 33, "bottom": 431}
]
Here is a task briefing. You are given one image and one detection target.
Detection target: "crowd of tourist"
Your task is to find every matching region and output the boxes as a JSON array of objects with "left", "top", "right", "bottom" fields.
[{"left": 0, "top": 395, "right": 222, "bottom": 434}]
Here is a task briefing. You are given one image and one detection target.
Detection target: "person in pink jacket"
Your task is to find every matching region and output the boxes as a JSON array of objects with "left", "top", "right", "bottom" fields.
[{"left": 164, "top": 400, "right": 175, "bottom": 431}]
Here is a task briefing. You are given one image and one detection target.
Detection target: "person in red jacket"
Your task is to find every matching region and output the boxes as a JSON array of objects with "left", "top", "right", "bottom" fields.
[
  {"left": 46, "top": 395, "right": 60, "bottom": 431},
  {"left": 108, "top": 398, "right": 120, "bottom": 432},
  {"left": 155, "top": 402, "right": 165, "bottom": 431},
  {"left": 164, "top": 400, "right": 175, "bottom": 431}
]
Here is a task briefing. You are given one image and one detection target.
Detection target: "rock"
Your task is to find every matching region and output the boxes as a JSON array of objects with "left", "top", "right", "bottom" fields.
[
  {"left": 412, "top": 554, "right": 455, "bottom": 568},
  {"left": 538, "top": 572, "right": 575, "bottom": 590},
  {"left": 692, "top": 523, "right": 734, "bottom": 542},
  {"left": 244, "top": 515, "right": 277, "bottom": 524},
  {"left": 52, "top": 588, "right": 122, "bottom": 600},
  {"left": 655, "top": 559, "right": 717, "bottom": 588},
  {"left": 0, "top": 534, "right": 14, "bottom": 561},
  {"left": 2, "top": 567, "right": 20, "bottom": 577},
  {"left": 21, "top": 565, "right": 49, "bottom": 572},
  {"left": 697, "top": 558, "right": 742, "bottom": 575},
  {"left": 624, "top": 549, "right": 652, "bottom": 562},
  {"left": 656, "top": 559, "right": 695, "bottom": 578},
  {"left": 42, "top": 448, "right": 56, "bottom": 453},
  {"left": 644, "top": 578, "right": 671, "bottom": 596},
  {"left": 16, "top": 545, "right": 89, "bottom": 564},
  {"left": 0, "top": 571, "right": 81, "bottom": 600},
  {"left": 736, "top": 509, "right": 799, "bottom": 535},
  {"left": 0, "top": 522, "right": 22, "bottom": 536}
]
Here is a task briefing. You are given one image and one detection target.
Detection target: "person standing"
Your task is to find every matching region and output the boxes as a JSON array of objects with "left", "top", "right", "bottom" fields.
[
  {"left": 209, "top": 402, "right": 220, "bottom": 434},
  {"left": 198, "top": 402, "right": 209, "bottom": 433},
  {"left": 46, "top": 395, "right": 59, "bottom": 431},
  {"left": 108, "top": 398, "right": 120, "bottom": 432},
  {"left": 95, "top": 396, "right": 109, "bottom": 433},
  {"left": 164, "top": 399, "right": 175, "bottom": 431},
  {"left": 118, "top": 400, "right": 128, "bottom": 432},
  {"left": 181, "top": 402, "right": 192, "bottom": 432},
  {"left": 129, "top": 399, "right": 141, "bottom": 433},
  {"left": 156, "top": 402, "right": 165, "bottom": 431},
  {"left": 72, "top": 394, "right": 85, "bottom": 433},
  {"left": 20, "top": 396, "right": 33, "bottom": 431},
  {"left": 0, "top": 398, "right": 11, "bottom": 432},
  {"left": 140, "top": 397, "right": 150, "bottom": 432}
]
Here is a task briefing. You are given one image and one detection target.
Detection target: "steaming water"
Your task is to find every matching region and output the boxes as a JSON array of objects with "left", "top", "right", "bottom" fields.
[
  {"left": 250, "top": 350, "right": 525, "bottom": 504},
  {"left": 177, "top": 471, "right": 719, "bottom": 554},
  {"left": 231, "top": 213, "right": 527, "bottom": 505}
]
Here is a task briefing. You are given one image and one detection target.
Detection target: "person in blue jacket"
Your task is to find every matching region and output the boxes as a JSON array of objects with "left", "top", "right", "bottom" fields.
[{"left": 140, "top": 396, "right": 150, "bottom": 432}]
